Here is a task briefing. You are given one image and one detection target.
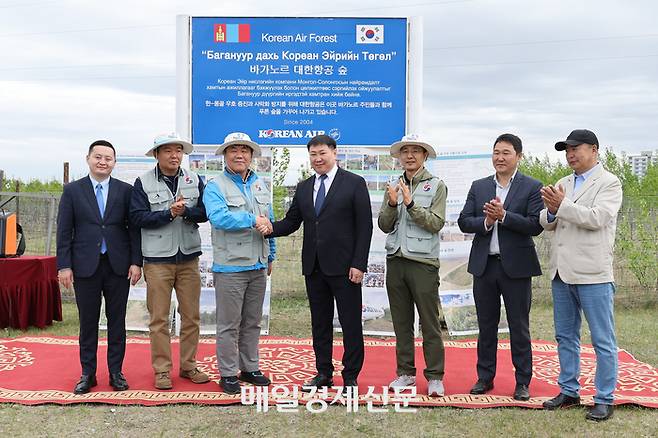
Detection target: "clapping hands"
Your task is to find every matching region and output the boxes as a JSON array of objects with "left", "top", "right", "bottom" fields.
[
  {"left": 540, "top": 184, "right": 565, "bottom": 214},
  {"left": 170, "top": 195, "right": 186, "bottom": 218},
  {"left": 386, "top": 177, "right": 412, "bottom": 207},
  {"left": 398, "top": 178, "right": 412, "bottom": 206},
  {"left": 483, "top": 196, "right": 504, "bottom": 226}
]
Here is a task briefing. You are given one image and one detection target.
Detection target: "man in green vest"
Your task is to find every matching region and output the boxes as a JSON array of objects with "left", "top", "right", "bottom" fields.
[
  {"left": 130, "top": 133, "right": 210, "bottom": 390},
  {"left": 378, "top": 134, "right": 448, "bottom": 397},
  {"left": 203, "top": 132, "right": 276, "bottom": 395}
]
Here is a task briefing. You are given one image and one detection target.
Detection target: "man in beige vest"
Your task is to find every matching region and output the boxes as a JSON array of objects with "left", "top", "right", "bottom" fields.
[
  {"left": 378, "top": 134, "right": 447, "bottom": 397},
  {"left": 130, "top": 133, "right": 210, "bottom": 390}
]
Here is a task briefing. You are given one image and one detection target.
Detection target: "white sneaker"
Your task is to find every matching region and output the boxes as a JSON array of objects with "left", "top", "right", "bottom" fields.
[
  {"left": 389, "top": 375, "right": 416, "bottom": 389},
  {"left": 427, "top": 379, "right": 445, "bottom": 397}
]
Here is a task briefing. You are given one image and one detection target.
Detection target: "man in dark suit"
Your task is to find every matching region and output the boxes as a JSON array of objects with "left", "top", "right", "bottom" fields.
[
  {"left": 57, "top": 140, "right": 142, "bottom": 394},
  {"left": 457, "top": 133, "right": 543, "bottom": 401},
  {"left": 262, "top": 134, "right": 373, "bottom": 392}
]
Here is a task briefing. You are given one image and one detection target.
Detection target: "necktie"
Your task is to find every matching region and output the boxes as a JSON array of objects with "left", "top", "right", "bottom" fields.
[
  {"left": 95, "top": 183, "right": 107, "bottom": 254},
  {"left": 315, "top": 174, "right": 328, "bottom": 215}
]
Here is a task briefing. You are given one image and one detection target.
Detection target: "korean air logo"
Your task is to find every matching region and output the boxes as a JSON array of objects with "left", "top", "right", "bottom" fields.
[
  {"left": 258, "top": 129, "right": 325, "bottom": 139},
  {"left": 329, "top": 128, "right": 341, "bottom": 141}
]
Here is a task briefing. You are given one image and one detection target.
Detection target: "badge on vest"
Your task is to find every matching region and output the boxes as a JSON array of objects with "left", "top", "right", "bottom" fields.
[
  {"left": 423, "top": 182, "right": 432, "bottom": 191},
  {"left": 184, "top": 175, "right": 194, "bottom": 184}
]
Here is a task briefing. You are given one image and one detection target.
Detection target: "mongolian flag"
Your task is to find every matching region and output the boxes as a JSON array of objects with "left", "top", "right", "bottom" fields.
[{"left": 214, "top": 23, "right": 250, "bottom": 43}]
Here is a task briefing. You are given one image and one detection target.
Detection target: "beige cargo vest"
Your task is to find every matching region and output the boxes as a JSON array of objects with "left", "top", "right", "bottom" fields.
[
  {"left": 385, "top": 177, "right": 442, "bottom": 260},
  {"left": 139, "top": 167, "right": 202, "bottom": 258},
  {"left": 211, "top": 172, "right": 270, "bottom": 266}
]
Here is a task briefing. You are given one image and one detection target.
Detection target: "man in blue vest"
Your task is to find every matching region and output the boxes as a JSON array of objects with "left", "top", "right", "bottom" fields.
[
  {"left": 203, "top": 132, "right": 276, "bottom": 394},
  {"left": 130, "top": 133, "right": 210, "bottom": 390}
]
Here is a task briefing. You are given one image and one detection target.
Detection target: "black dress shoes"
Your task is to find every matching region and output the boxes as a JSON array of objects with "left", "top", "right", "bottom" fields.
[
  {"left": 73, "top": 374, "right": 97, "bottom": 394},
  {"left": 586, "top": 403, "right": 614, "bottom": 421},
  {"left": 470, "top": 380, "right": 494, "bottom": 395},
  {"left": 513, "top": 384, "right": 530, "bottom": 401},
  {"left": 301, "top": 374, "right": 333, "bottom": 392},
  {"left": 109, "top": 372, "right": 129, "bottom": 391},
  {"left": 542, "top": 393, "right": 581, "bottom": 409},
  {"left": 341, "top": 378, "right": 358, "bottom": 395}
]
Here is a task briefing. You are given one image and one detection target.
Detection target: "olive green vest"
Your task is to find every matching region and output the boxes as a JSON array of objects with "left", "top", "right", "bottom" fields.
[
  {"left": 210, "top": 172, "right": 270, "bottom": 266},
  {"left": 385, "top": 177, "right": 441, "bottom": 260},
  {"left": 139, "top": 167, "right": 202, "bottom": 258}
]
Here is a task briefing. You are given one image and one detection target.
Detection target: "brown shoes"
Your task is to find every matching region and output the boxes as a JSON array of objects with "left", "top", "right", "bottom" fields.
[
  {"left": 155, "top": 371, "right": 173, "bottom": 390},
  {"left": 180, "top": 368, "right": 210, "bottom": 384},
  {"left": 155, "top": 368, "right": 209, "bottom": 389}
]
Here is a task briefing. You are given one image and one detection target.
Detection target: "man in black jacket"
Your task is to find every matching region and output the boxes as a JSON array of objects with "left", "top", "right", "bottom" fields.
[
  {"left": 457, "top": 133, "right": 543, "bottom": 401},
  {"left": 57, "top": 140, "right": 142, "bottom": 394},
  {"left": 264, "top": 134, "right": 372, "bottom": 392}
]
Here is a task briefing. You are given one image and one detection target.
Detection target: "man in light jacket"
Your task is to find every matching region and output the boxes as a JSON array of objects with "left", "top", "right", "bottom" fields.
[
  {"left": 203, "top": 132, "right": 276, "bottom": 395},
  {"left": 540, "top": 129, "right": 622, "bottom": 422}
]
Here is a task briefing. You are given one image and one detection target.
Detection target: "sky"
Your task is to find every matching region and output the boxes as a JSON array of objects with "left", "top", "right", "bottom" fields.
[{"left": 1, "top": 0, "right": 657, "bottom": 182}]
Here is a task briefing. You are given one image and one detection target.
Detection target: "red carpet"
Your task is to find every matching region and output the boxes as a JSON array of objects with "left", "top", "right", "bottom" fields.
[{"left": 1, "top": 336, "right": 656, "bottom": 408}]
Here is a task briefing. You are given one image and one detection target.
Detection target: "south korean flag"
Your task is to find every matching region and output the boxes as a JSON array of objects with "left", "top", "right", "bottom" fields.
[{"left": 356, "top": 25, "right": 384, "bottom": 44}]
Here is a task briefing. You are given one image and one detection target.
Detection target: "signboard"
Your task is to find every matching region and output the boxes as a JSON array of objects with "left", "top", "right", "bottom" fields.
[{"left": 186, "top": 17, "right": 410, "bottom": 146}]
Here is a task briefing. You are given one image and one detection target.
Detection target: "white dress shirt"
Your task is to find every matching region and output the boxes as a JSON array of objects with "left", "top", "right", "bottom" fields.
[
  {"left": 486, "top": 169, "right": 517, "bottom": 255},
  {"left": 313, "top": 164, "right": 338, "bottom": 204}
]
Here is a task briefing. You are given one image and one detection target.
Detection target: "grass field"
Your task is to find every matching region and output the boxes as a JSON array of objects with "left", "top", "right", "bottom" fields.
[{"left": 1, "top": 297, "right": 656, "bottom": 438}]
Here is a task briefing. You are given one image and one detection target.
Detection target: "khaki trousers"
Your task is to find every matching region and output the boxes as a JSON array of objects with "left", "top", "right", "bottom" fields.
[
  {"left": 144, "top": 258, "right": 201, "bottom": 373},
  {"left": 386, "top": 256, "right": 445, "bottom": 380}
]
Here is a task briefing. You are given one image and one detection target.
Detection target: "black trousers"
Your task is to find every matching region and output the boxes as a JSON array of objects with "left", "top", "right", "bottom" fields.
[
  {"left": 74, "top": 255, "right": 130, "bottom": 375},
  {"left": 304, "top": 265, "right": 364, "bottom": 381},
  {"left": 473, "top": 255, "right": 532, "bottom": 386}
]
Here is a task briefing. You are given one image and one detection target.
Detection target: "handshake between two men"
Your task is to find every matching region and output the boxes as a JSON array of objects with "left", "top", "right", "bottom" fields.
[
  {"left": 254, "top": 215, "right": 273, "bottom": 235},
  {"left": 252, "top": 213, "right": 364, "bottom": 284}
]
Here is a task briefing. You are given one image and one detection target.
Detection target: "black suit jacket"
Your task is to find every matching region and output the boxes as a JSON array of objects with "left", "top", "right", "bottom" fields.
[
  {"left": 57, "top": 176, "right": 142, "bottom": 278},
  {"left": 270, "top": 167, "right": 373, "bottom": 276},
  {"left": 457, "top": 172, "right": 543, "bottom": 278}
]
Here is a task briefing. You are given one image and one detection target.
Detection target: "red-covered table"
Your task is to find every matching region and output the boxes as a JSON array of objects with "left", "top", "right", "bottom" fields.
[{"left": 0, "top": 256, "right": 63, "bottom": 330}]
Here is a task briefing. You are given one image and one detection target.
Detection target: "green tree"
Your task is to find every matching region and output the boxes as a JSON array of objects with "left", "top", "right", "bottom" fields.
[
  {"left": 298, "top": 163, "right": 312, "bottom": 181},
  {"left": 1, "top": 178, "right": 62, "bottom": 193},
  {"left": 518, "top": 154, "right": 570, "bottom": 185},
  {"left": 271, "top": 147, "right": 290, "bottom": 219},
  {"left": 522, "top": 150, "right": 657, "bottom": 299},
  {"left": 601, "top": 148, "right": 640, "bottom": 198}
]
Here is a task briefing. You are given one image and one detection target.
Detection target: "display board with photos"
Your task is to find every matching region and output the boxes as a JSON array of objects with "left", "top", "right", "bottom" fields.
[
  {"left": 100, "top": 287, "right": 176, "bottom": 333},
  {"left": 110, "top": 149, "right": 507, "bottom": 337},
  {"left": 427, "top": 149, "right": 509, "bottom": 336}
]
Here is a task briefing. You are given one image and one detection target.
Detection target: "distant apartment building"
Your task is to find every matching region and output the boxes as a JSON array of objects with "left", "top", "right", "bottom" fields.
[{"left": 623, "top": 150, "right": 657, "bottom": 177}]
